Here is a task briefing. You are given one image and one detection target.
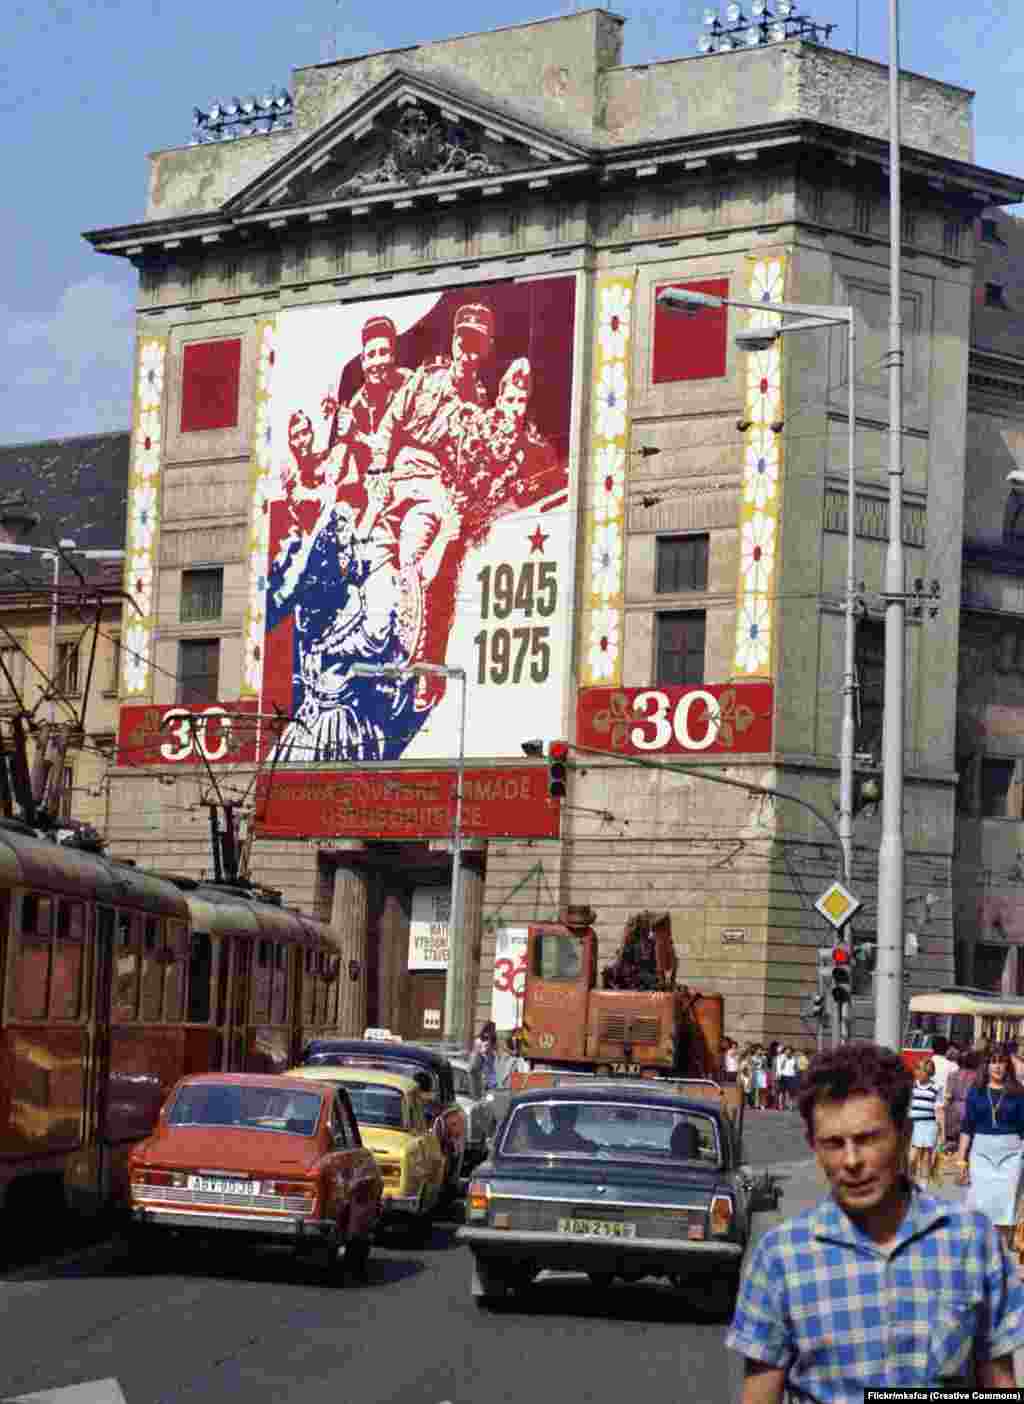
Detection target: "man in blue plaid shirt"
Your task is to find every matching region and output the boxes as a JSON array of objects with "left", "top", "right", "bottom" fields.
[{"left": 726, "top": 1041, "right": 1024, "bottom": 1403}]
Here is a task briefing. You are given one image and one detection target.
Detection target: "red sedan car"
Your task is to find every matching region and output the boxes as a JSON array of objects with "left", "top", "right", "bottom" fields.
[{"left": 128, "top": 1073, "right": 383, "bottom": 1283}]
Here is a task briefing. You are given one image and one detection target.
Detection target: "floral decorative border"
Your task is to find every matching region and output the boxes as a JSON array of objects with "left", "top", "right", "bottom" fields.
[
  {"left": 121, "top": 336, "right": 169, "bottom": 697},
  {"left": 581, "top": 273, "right": 635, "bottom": 687},
  {"left": 733, "top": 255, "right": 787, "bottom": 679},
  {"left": 241, "top": 318, "right": 278, "bottom": 698}
]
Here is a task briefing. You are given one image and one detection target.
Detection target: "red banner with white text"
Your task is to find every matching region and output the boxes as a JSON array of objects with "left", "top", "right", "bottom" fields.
[
  {"left": 577, "top": 683, "right": 773, "bottom": 756},
  {"left": 118, "top": 701, "right": 261, "bottom": 766}
]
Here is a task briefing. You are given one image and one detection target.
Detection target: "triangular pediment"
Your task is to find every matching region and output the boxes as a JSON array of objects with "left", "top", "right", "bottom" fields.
[{"left": 224, "top": 65, "right": 594, "bottom": 217}]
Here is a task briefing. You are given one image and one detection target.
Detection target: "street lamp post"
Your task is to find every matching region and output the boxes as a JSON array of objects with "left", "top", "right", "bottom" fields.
[
  {"left": 657, "top": 288, "right": 858, "bottom": 885},
  {"left": 350, "top": 661, "right": 470, "bottom": 1045}
]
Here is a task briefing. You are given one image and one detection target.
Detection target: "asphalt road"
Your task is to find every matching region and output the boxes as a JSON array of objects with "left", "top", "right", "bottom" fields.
[{"left": 0, "top": 1111, "right": 813, "bottom": 1404}]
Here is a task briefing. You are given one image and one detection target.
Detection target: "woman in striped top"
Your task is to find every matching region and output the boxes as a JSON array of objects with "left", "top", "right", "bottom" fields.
[{"left": 908, "top": 1057, "right": 939, "bottom": 1188}]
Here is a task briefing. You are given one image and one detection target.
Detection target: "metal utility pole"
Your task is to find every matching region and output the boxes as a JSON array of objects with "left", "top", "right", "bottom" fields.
[
  {"left": 442, "top": 667, "right": 469, "bottom": 1047},
  {"left": 875, "top": 0, "right": 906, "bottom": 1051},
  {"left": 838, "top": 315, "right": 858, "bottom": 889}
]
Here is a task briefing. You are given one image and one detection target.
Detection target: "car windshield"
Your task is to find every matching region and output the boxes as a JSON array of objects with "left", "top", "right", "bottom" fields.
[
  {"left": 167, "top": 1084, "right": 323, "bottom": 1136},
  {"left": 342, "top": 1083, "right": 405, "bottom": 1129},
  {"left": 307, "top": 1054, "right": 440, "bottom": 1097},
  {"left": 499, "top": 1102, "right": 720, "bottom": 1166}
]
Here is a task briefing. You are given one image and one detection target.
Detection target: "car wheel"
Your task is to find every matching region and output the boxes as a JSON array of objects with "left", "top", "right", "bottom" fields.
[
  {"left": 344, "top": 1235, "right": 372, "bottom": 1282},
  {"left": 587, "top": 1271, "right": 616, "bottom": 1290},
  {"left": 471, "top": 1258, "right": 509, "bottom": 1309}
]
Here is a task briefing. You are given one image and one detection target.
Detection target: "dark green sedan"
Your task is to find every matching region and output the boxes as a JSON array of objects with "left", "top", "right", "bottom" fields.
[{"left": 457, "top": 1083, "right": 777, "bottom": 1310}]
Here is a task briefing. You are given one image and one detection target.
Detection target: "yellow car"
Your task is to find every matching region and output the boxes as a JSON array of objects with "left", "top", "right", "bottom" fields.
[{"left": 286, "top": 1067, "right": 445, "bottom": 1229}]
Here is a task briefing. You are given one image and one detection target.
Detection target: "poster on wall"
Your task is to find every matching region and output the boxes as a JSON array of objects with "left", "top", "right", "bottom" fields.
[
  {"left": 408, "top": 887, "right": 451, "bottom": 971},
  {"left": 253, "top": 277, "right": 577, "bottom": 773},
  {"left": 491, "top": 926, "right": 528, "bottom": 1032}
]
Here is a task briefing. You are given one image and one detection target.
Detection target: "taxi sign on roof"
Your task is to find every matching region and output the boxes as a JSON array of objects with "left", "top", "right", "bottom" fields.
[{"left": 815, "top": 880, "right": 861, "bottom": 931}]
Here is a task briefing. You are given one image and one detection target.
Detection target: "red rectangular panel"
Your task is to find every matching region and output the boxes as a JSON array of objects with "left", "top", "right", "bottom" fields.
[
  {"left": 652, "top": 278, "right": 729, "bottom": 384},
  {"left": 179, "top": 338, "right": 242, "bottom": 433},
  {"left": 577, "top": 683, "right": 773, "bottom": 756},
  {"left": 118, "top": 701, "right": 260, "bottom": 766},
  {"left": 254, "top": 767, "right": 560, "bottom": 840}
]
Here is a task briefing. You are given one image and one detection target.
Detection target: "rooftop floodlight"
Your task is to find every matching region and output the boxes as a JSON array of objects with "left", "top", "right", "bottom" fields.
[
  {"left": 703, "top": 7, "right": 718, "bottom": 23},
  {"left": 725, "top": 2, "right": 743, "bottom": 20},
  {"left": 698, "top": 32, "right": 717, "bottom": 50}
]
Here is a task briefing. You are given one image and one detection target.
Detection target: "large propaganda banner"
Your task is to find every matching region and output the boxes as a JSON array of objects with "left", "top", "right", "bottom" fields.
[{"left": 254, "top": 278, "right": 577, "bottom": 816}]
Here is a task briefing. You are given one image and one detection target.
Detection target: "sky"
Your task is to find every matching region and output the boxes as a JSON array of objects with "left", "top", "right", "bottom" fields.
[{"left": 1, "top": 0, "right": 1020, "bottom": 447}]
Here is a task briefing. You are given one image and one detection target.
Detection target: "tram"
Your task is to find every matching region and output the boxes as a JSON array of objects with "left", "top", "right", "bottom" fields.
[
  {"left": 903, "top": 988, "right": 1024, "bottom": 1069},
  {"left": 0, "top": 819, "right": 347, "bottom": 1215}
]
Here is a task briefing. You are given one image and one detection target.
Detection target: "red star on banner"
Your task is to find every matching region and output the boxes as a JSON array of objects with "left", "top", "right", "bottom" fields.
[{"left": 528, "top": 524, "right": 549, "bottom": 555}]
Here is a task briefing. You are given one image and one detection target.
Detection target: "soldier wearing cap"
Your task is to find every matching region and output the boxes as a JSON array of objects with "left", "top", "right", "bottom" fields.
[
  {"left": 369, "top": 301, "right": 496, "bottom": 595},
  {"left": 323, "top": 314, "right": 412, "bottom": 478}
]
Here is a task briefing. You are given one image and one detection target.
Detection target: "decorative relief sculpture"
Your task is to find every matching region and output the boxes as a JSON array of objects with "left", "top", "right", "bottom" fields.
[{"left": 335, "top": 102, "right": 503, "bottom": 193}]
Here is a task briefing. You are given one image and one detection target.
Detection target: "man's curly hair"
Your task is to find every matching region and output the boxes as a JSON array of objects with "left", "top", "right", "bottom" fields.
[{"left": 796, "top": 1041, "right": 913, "bottom": 1137}]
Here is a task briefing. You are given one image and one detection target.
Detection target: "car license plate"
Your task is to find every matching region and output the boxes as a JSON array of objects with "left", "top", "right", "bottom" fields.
[
  {"left": 186, "top": 1176, "right": 258, "bottom": 1195},
  {"left": 557, "top": 1218, "right": 637, "bottom": 1239}
]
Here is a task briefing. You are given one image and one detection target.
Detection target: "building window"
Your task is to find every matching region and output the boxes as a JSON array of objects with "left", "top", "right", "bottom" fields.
[
  {"left": 655, "top": 612, "right": 706, "bottom": 686},
  {"left": 943, "top": 220, "right": 964, "bottom": 258},
  {"left": 901, "top": 207, "right": 916, "bottom": 243},
  {"left": 106, "top": 635, "right": 121, "bottom": 695},
  {"left": 656, "top": 535, "right": 709, "bottom": 594},
  {"left": 1004, "top": 489, "right": 1024, "bottom": 546},
  {"left": 854, "top": 619, "right": 885, "bottom": 759},
  {"left": 178, "top": 640, "right": 219, "bottom": 705},
  {"left": 985, "top": 282, "right": 1009, "bottom": 309},
  {"left": 854, "top": 191, "right": 872, "bottom": 235},
  {"left": 56, "top": 641, "right": 80, "bottom": 696},
  {"left": 981, "top": 758, "right": 1016, "bottom": 818},
  {"left": 980, "top": 217, "right": 1001, "bottom": 244},
  {"left": 0, "top": 643, "right": 21, "bottom": 701},
  {"left": 59, "top": 766, "right": 73, "bottom": 821},
  {"left": 180, "top": 568, "right": 223, "bottom": 624}
]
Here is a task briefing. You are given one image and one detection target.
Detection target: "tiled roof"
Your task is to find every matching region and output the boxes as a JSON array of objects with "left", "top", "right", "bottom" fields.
[{"left": 0, "top": 430, "right": 129, "bottom": 591}]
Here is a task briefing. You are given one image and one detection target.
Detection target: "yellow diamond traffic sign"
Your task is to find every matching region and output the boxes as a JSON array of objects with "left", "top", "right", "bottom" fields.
[{"left": 815, "top": 880, "right": 861, "bottom": 930}]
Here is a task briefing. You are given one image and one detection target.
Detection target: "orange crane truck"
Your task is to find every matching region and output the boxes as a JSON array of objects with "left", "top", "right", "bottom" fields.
[{"left": 518, "top": 907, "right": 724, "bottom": 1080}]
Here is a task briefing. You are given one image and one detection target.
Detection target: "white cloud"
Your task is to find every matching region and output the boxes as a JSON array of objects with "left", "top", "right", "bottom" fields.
[{"left": 1, "top": 274, "right": 135, "bottom": 442}]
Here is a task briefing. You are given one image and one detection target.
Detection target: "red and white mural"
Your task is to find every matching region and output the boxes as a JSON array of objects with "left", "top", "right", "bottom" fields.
[{"left": 241, "top": 278, "right": 578, "bottom": 776}]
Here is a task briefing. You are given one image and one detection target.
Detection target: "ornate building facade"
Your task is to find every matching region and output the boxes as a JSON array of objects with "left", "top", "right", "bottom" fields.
[{"left": 84, "top": 10, "right": 1024, "bottom": 1045}]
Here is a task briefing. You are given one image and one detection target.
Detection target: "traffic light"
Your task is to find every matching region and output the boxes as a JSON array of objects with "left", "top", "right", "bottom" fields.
[
  {"left": 831, "top": 943, "right": 852, "bottom": 1004},
  {"left": 853, "top": 940, "right": 877, "bottom": 972},
  {"left": 548, "top": 740, "right": 569, "bottom": 800}
]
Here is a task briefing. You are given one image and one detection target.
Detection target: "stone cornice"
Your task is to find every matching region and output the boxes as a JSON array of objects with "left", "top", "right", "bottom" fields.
[{"left": 83, "top": 116, "right": 1024, "bottom": 261}]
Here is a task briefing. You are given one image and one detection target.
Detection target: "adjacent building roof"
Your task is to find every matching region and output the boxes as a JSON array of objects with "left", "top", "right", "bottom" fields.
[{"left": 0, "top": 430, "right": 129, "bottom": 590}]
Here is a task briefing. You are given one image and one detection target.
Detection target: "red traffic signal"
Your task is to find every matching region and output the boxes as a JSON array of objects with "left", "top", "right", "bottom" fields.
[
  {"left": 831, "top": 943, "right": 852, "bottom": 1003},
  {"left": 832, "top": 944, "right": 851, "bottom": 965},
  {"left": 548, "top": 740, "right": 569, "bottom": 800}
]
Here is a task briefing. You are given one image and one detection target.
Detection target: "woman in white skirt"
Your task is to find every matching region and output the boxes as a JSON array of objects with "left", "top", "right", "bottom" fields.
[
  {"left": 958, "top": 1045, "right": 1024, "bottom": 1251},
  {"left": 908, "top": 1057, "right": 939, "bottom": 1187}
]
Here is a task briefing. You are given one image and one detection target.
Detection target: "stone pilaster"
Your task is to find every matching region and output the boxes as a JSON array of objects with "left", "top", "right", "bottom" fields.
[
  {"left": 461, "top": 865, "right": 486, "bottom": 1045},
  {"left": 330, "top": 865, "right": 369, "bottom": 1036}
]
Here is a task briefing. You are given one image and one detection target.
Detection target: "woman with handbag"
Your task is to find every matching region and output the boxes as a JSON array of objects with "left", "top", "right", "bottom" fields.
[{"left": 958, "top": 1044, "right": 1024, "bottom": 1253}]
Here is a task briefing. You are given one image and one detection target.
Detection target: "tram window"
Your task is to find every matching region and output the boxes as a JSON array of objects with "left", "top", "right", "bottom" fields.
[
  {"left": 271, "top": 943, "right": 288, "bottom": 1024},
  {"left": 188, "top": 932, "right": 212, "bottom": 1023},
  {"left": 951, "top": 1014, "right": 973, "bottom": 1048},
  {"left": 14, "top": 893, "right": 53, "bottom": 1020},
  {"left": 253, "top": 940, "right": 272, "bottom": 1021},
  {"left": 302, "top": 950, "right": 316, "bottom": 1023},
  {"left": 140, "top": 918, "right": 164, "bottom": 1021},
  {"left": 163, "top": 921, "right": 188, "bottom": 1022},
  {"left": 112, "top": 913, "right": 140, "bottom": 1021},
  {"left": 51, "top": 900, "right": 85, "bottom": 1020}
]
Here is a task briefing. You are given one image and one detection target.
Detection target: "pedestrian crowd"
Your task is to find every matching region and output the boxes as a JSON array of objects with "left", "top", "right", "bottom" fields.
[{"left": 720, "top": 1039, "right": 809, "bottom": 1112}]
